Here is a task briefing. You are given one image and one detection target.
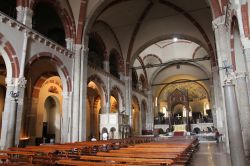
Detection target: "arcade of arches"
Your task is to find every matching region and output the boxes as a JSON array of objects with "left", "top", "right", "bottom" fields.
[{"left": 0, "top": 0, "right": 250, "bottom": 164}]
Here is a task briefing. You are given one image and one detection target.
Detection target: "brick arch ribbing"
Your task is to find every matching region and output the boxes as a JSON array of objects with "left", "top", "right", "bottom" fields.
[
  {"left": 32, "top": 74, "right": 61, "bottom": 99},
  {"left": 76, "top": 0, "right": 88, "bottom": 44},
  {"left": 0, "top": 32, "right": 20, "bottom": 78},
  {"left": 210, "top": 0, "right": 223, "bottom": 19},
  {"left": 87, "top": 74, "right": 107, "bottom": 102},
  {"left": 241, "top": 3, "right": 250, "bottom": 37},
  {"left": 28, "top": 52, "right": 72, "bottom": 92},
  {"left": 31, "top": 0, "right": 76, "bottom": 41},
  {"left": 110, "top": 85, "right": 124, "bottom": 108}
]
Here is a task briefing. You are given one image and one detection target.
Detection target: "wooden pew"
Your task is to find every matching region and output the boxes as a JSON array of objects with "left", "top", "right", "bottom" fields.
[{"left": 80, "top": 155, "right": 173, "bottom": 165}]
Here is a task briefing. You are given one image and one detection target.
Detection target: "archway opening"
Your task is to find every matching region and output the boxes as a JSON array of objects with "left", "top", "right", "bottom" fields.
[
  {"left": 110, "top": 96, "right": 118, "bottom": 113},
  {"left": 0, "top": 0, "right": 16, "bottom": 19},
  {"left": 32, "top": 2, "right": 66, "bottom": 46},
  {"left": 109, "top": 51, "right": 120, "bottom": 79},
  {"left": 88, "top": 33, "right": 105, "bottom": 69},
  {"left": 87, "top": 81, "right": 102, "bottom": 139},
  {"left": 141, "top": 101, "right": 147, "bottom": 131},
  {"left": 132, "top": 96, "right": 140, "bottom": 135},
  {"left": 44, "top": 96, "right": 61, "bottom": 143},
  {"left": 0, "top": 55, "right": 7, "bottom": 137}
]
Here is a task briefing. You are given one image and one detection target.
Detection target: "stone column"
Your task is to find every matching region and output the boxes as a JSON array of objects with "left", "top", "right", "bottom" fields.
[
  {"left": 124, "top": 75, "right": 132, "bottom": 130},
  {"left": 211, "top": 67, "right": 224, "bottom": 131},
  {"left": 0, "top": 78, "right": 17, "bottom": 149},
  {"left": 71, "top": 44, "right": 82, "bottom": 142},
  {"left": 146, "top": 89, "right": 154, "bottom": 131},
  {"left": 103, "top": 60, "right": 110, "bottom": 73},
  {"left": 235, "top": 72, "right": 250, "bottom": 156},
  {"left": 79, "top": 46, "right": 88, "bottom": 141},
  {"left": 212, "top": 15, "right": 231, "bottom": 149},
  {"left": 223, "top": 78, "right": 246, "bottom": 166},
  {"left": 14, "top": 78, "right": 26, "bottom": 146},
  {"left": 61, "top": 92, "right": 71, "bottom": 143},
  {"left": 16, "top": 6, "right": 33, "bottom": 28}
]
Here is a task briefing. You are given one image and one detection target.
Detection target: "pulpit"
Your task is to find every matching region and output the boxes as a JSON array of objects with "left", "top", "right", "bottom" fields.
[{"left": 99, "top": 113, "right": 129, "bottom": 139}]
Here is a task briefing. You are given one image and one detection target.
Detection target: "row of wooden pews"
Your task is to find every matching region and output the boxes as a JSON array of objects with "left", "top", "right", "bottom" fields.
[
  {"left": 57, "top": 136, "right": 199, "bottom": 166},
  {"left": 0, "top": 136, "right": 198, "bottom": 165},
  {"left": 0, "top": 136, "right": 155, "bottom": 165}
]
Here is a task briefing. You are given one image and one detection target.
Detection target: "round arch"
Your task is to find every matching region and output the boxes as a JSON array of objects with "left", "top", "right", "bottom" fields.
[
  {"left": 131, "top": 35, "right": 212, "bottom": 65},
  {"left": 87, "top": 74, "right": 107, "bottom": 103},
  {"left": 28, "top": 52, "right": 72, "bottom": 93},
  {"left": 110, "top": 85, "right": 125, "bottom": 112},
  {"left": 0, "top": 32, "right": 20, "bottom": 78},
  {"left": 31, "top": 0, "right": 76, "bottom": 41}
]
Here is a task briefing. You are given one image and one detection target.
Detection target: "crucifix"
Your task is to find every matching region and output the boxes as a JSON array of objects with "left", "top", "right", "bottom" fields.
[{"left": 177, "top": 114, "right": 181, "bottom": 119}]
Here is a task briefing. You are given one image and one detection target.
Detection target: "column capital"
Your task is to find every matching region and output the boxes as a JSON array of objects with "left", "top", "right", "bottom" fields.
[
  {"left": 17, "top": 77, "right": 27, "bottom": 88},
  {"left": 5, "top": 77, "right": 15, "bottom": 86},
  {"left": 75, "top": 44, "right": 82, "bottom": 51},
  {"left": 212, "top": 15, "right": 226, "bottom": 30},
  {"left": 223, "top": 72, "right": 236, "bottom": 85}
]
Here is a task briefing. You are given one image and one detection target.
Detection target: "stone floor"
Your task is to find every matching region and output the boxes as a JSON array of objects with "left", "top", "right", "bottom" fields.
[{"left": 190, "top": 142, "right": 250, "bottom": 166}]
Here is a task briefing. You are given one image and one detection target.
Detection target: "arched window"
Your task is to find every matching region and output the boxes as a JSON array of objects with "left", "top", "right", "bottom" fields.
[
  {"left": 132, "top": 69, "right": 138, "bottom": 89},
  {"left": 88, "top": 33, "right": 105, "bottom": 69},
  {"left": 0, "top": 0, "right": 16, "bottom": 19},
  {"left": 109, "top": 51, "right": 120, "bottom": 79},
  {"left": 33, "top": 2, "right": 66, "bottom": 47}
]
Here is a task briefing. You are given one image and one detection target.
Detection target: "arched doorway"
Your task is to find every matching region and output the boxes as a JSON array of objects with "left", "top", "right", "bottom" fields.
[
  {"left": 87, "top": 80, "right": 105, "bottom": 140},
  {"left": 34, "top": 76, "right": 63, "bottom": 144},
  {"left": 132, "top": 96, "right": 140, "bottom": 135},
  {"left": 141, "top": 100, "right": 147, "bottom": 131},
  {"left": 44, "top": 96, "right": 61, "bottom": 143}
]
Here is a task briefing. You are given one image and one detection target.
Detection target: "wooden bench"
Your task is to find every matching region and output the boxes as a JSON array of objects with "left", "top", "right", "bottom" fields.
[
  {"left": 57, "top": 159, "right": 158, "bottom": 166},
  {"left": 80, "top": 155, "right": 173, "bottom": 165}
]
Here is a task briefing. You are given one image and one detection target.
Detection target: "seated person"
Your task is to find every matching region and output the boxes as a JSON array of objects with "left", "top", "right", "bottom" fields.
[
  {"left": 102, "top": 132, "right": 108, "bottom": 140},
  {"left": 91, "top": 136, "right": 97, "bottom": 141}
]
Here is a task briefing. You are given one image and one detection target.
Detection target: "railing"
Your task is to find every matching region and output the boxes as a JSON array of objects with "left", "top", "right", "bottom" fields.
[{"left": 0, "top": 11, "right": 74, "bottom": 58}]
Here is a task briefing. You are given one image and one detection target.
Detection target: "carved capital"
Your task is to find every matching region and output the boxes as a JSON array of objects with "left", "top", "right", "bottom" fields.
[
  {"left": 18, "top": 77, "right": 27, "bottom": 88},
  {"left": 5, "top": 77, "right": 15, "bottom": 86},
  {"left": 212, "top": 15, "right": 226, "bottom": 30},
  {"left": 224, "top": 72, "right": 235, "bottom": 85}
]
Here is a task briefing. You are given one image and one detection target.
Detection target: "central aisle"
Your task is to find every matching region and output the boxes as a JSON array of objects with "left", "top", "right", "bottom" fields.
[{"left": 190, "top": 143, "right": 250, "bottom": 166}]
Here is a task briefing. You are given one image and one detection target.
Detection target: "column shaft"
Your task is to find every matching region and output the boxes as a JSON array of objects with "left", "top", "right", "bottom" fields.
[
  {"left": 72, "top": 45, "right": 82, "bottom": 142},
  {"left": 236, "top": 73, "right": 250, "bottom": 156},
  {"left": 224, "top": 83, "right": 246, "bottom": 166}
]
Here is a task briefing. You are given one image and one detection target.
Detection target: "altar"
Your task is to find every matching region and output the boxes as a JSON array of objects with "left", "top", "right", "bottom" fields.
[{"left": 173, "top": 124, "right": 186, "bottom": 132}]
